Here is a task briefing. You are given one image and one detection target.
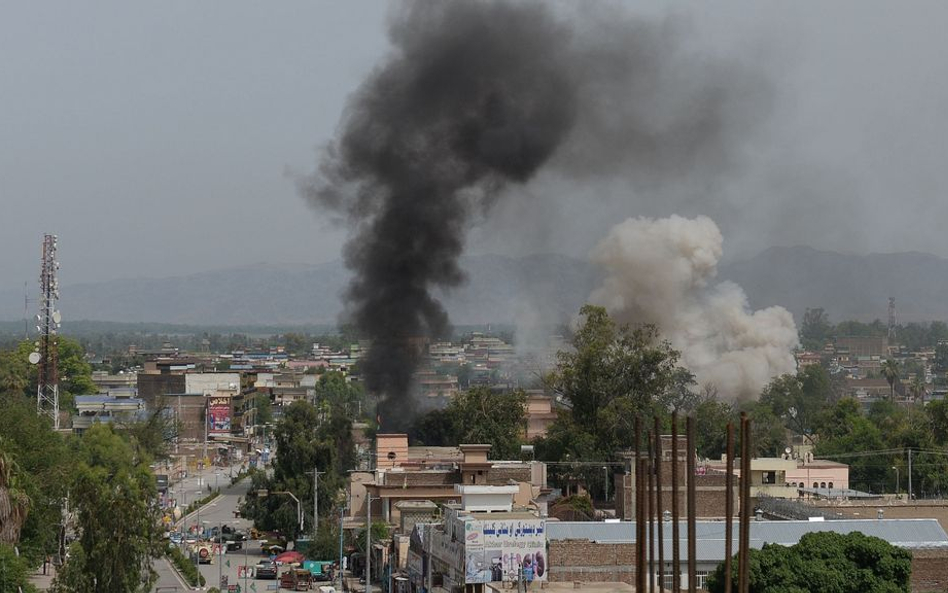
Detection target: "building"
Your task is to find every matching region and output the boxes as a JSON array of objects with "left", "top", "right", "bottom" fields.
[
  {"left": 72, "top": 394, "right": 145, "bottom": 435},
  {"left": 524, "top": 393, "right": 557, "bottom": 441},
  {"left": 546, "top": 518, "right": 948, "bottom": 592},
  {"left": 352, "top": 436, "right": 546, "bottom": 527},
  {"left": 421, "top": 485, "right": 547, "bottom": 593}
]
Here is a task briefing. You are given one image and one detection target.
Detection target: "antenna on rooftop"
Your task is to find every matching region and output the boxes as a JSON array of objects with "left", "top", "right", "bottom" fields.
[{"left": 34, "top": 234, "right": 61, "bottom": 430}]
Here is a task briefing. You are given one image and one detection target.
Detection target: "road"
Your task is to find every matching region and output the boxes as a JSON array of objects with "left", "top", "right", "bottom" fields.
[{"left": 152, "top": 461, "right": 269, "bottom": 592}]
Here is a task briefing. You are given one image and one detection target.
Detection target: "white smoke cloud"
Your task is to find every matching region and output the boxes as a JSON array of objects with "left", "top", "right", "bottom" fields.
[{"left": 588, "top": 215, "right": 798, "bottom": 399}]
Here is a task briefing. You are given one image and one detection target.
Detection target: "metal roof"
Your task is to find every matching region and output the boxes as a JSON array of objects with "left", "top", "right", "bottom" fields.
[{"left": 547, "top": 519, "right": 948, "bottom": 561}]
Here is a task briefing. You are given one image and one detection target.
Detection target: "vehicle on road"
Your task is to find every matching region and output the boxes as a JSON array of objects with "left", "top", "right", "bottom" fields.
[
  {"left": 255, "top": 560, "right": 278, "bottom": 580},
  {"left": 280, "top": 568, "right": 312, "bottom": 591}
]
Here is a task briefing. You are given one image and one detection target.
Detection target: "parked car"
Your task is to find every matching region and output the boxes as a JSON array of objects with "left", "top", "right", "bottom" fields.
[{"left": 255, "top": 560, "right": 278, "bottom": 580}]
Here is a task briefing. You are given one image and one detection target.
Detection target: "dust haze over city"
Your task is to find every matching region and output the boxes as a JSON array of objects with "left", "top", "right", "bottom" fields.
[{"left": 7, "top": 2, "right": 948, "bottom": 592}]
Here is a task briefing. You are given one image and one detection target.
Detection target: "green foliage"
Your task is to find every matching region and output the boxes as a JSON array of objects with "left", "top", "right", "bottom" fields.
[
  {"left": 254, "top": 393, "right": 274, "bottom": 425},
  {"left": 760, "top": 365, "right": 835, "bottom": 443},
  {"left": 50, "top": 424, "right": 164, "bottom": 593},
  {"left": 706, "top": 531, "right": 911, "bottom": 593},
  {"left": 410, "top": 387, "right": 527, "bottom": 459},
  {"left": 166, "top": 544, "right": 206, "bottom": 587},
  {"left": 313, "top": 371, "right": 366, "bottom": 419},
  {"left": 881, "top": 359, "right": 901, "bottom": 400},
  {"left": 0, "top": 543, "right": 40, "bottom": 593},
  {"left": 537, "top": 305, "right": 687, "bottom": 465},
  {"left": 351, "top": 522, "right": 390, "bottom": 556},
  {"left": 0, "top": 392, "right": 71, "bottom": 566},
  {"left": 243, "top": 400, "right": 354, "bottom": 539},
  {"left": 800, "top": 307, "right": 832, "bottom": 351}
]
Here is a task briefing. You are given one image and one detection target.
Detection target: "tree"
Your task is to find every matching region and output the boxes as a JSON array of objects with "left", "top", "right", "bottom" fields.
[
  {"left": 881, "top": 359, "right": 900, "bottom": 400},
  {"left": 0, "top": 392, "right": 71, "bottom": 566},
  {"left": 0, "top": 445, "right": 30, "bottom": 545},
  {"left": 409, "top": 388, "right": 528, "bottom": 459},
  {"left": 706, "top": 531, "right": 911, "bottom": 593},
  {"left": 51, "top": 424, "right": 164, "bottom": 593},
  {"left": 814, "top": 399, "right": 889, "bottom": 492},
  {"left": 0, "top": 543, "right": 38, "bottom": 593},
  {"left": 800, "top": 307, "right": 832, "bottom": 351},
  {"left": 243, "top": 401, "right": 354, "bottom": 539},
  {"left": 540, "top": 305, "right": 685, "bottom": 461},
  {"left": 760, "top": 365, "right": 834, "bottom": 443}
]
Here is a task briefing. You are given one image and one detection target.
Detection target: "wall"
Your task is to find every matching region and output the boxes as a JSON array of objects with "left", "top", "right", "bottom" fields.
[
  {"left": 911, "top": 549, "right": 948, "bottom": 593},
  {"left": 547, "top": 540, "right": 634, "bottom": 584},
  {"left": 615, "top": 471, "right": 739, "bottom": 520}
]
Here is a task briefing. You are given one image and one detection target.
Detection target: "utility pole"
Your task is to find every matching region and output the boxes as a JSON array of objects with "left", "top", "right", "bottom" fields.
[
  {"left": 339, "top": 506, "right": 345, "bottom": 591},
  {"left": 312, "top": 466, "right": 324, "bottom": 538},
  {"left": 366, "top": 494, "right": 374, "bottom": 593},
  {"left": 908, "top": 448, "right": 913, "bottom": 501},
  {"left": 218, "top": 519, "right": 223, "bottom": 590}
]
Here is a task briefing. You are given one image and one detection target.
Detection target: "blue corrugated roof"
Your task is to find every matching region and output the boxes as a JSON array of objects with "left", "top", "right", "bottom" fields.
[{"left": 547, "top": 519, "right": 948, "bottom": 561}]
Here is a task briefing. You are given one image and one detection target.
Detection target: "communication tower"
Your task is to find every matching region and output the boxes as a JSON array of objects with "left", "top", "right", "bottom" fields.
[
  {"left": 33, "top": 234, "right": 62, "bottom": 429},
  {"left": 887, "top": 297, "right": 897, "bottom": 341}
]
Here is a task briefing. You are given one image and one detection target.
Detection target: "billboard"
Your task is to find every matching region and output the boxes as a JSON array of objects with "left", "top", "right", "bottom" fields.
[
  {"left": 207, "top": 396, "right": 232, "bottom": 434},
  {"left": 463, "top": 518, "right": 546, "bottom": 584}
]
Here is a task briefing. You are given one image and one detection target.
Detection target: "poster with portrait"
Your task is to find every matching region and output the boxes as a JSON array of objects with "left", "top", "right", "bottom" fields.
[
  {"left": 207, "top": 396, "right": 232, "bottom": 434},
  {"left": 464, "top": 518, "right": 546, "bottom": 583}
]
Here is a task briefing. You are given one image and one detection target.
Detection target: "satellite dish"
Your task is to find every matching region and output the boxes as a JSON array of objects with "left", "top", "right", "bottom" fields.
[
  {"left": 28, "top": 352, "right": 41, "bottom": 365},
  {"left": 52, "top": 311, "right": 62, "bottom": 324}
]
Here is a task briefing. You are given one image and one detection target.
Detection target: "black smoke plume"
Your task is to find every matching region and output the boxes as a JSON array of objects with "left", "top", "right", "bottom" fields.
[{"left": 305, "top": 1, "right": 769, "bottom": 430}]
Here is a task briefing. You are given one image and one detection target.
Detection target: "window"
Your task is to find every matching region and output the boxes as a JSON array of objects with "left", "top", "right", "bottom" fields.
[
  {"left": 828, "top": 482, "right": 834, "bottom": 489},
  {"left": 813, "top": 482, "right": 819, "bottom": 488},
  {"left": 820, "top": 482, "right": 826, "bottom": 489}
]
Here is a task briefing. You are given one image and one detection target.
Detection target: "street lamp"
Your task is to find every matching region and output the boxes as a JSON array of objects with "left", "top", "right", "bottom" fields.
[
  {"left": 258, "top": 489, "right": 303, "bottom": 535},
  {"left": 892, "top": 466, "right": 900, "bottom": 496},
  {"left": 602, "top": 466, "right": 609, "bottom": 502}
]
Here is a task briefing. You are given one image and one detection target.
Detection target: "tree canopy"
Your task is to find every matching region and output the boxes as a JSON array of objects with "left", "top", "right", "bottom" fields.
[
  {"left": 410, "top": 386, "right": 527, "bottom": 459},
  {"left": 51, "top": 424, "right": 164, "bottom": 593},
  {"left": 706, "top": 531, "right": 912, "bottom": 593},
  {"left": 537, "top": 305, "right": 688, "bottom": 463}
]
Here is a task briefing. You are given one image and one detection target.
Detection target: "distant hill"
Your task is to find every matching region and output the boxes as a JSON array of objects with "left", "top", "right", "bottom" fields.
[
  {"left": 718, "top": 246, "right": 948, "bottom": 323},
  {"left": 2, "top": 247, "right": 947, "bottom": 326},
  {"left": 0, "top": 254, "right": 597, "bottom": 326}
]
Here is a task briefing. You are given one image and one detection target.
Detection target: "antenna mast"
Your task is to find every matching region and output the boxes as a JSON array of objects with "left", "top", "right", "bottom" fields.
[
  {"left": 35, "top": 234, "right": 61, "bottom": 429},
  {"left": 887, "top": 297, "right": 897, "bottom": 341}
]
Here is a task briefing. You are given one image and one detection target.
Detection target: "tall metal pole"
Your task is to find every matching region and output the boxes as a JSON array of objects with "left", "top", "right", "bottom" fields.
[
  {"left": 908, "top": 448, "right": 913, "bottom": 501},
  {"left": 218, "top": 519, "right": 223, "bottom": 590},
  {"left": 686, "top": 415, "right": 696, "bottom": 593},
  {"left": 647, "top": 431, "right": 655, "bottom": 593},
  {"left": 654, "top": 416, "right": 664, "bottom": 592},
  {"left": 314, "top": 466, "right": 320, "bottom": 538},
  {"left": 339, "top": 506, "right": 345, "bottom": 591},
  {"left": 635, "top": 417, "right": 646, "bottom": 593},
  {"left": 671, "top": 412, "right": 681, "bottom": 593},
  {"left": 366, "top": 494, "right": 373, "bottom": 593},
  {"left": 739, "top": 413, "right": 752, "bottom": 593},
  {"left": 725, "top": 422, "right": 735, "bottom": 593}
]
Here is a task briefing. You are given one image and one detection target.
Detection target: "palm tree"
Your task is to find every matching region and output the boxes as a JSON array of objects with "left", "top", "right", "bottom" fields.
[
  {"left": 881, "top": 359, "right": 901, "bottom": 401},
  {"left": 0, "top": 445, "right": 30, "bottom": 544},
  {"left": 911, "top": 376, "right": 926, "bottom": 403}
]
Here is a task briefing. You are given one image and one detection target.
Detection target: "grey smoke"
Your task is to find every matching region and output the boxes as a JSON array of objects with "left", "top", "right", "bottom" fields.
[
  {"left": 589, "top": 215, "right": 798, "bottom": 399},
  {"left": 304, "top": 0, "right": 772, "bottom": 427}
]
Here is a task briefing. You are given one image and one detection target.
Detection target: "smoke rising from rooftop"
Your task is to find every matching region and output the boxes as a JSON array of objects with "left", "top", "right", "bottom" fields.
[
  {"left": 304, "top": 0, "right": 774, "bottom": 425},
  {"left": 589, "top": 215, "right": 799, "bottom": 399}
]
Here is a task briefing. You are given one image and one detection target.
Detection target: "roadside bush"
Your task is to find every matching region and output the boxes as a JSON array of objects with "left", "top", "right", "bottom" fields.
[{"left": 166, "top": 544, "right": 206, "bottom": 587}]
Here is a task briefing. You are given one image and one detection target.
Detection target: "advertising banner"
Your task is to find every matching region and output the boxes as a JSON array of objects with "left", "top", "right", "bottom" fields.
[
  {"left": 463, "top": 518, "right": 546, "bottom": 584},
  {"left": 207, "top": 396, "right": 232, "bottom": 434}
]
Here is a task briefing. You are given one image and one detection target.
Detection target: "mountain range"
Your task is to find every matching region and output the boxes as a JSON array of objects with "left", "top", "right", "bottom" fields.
[{"left": 1, "top": 247, "right": 946, "bottom": 326}]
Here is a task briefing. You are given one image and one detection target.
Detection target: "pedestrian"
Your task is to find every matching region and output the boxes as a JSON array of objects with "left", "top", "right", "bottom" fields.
[{"left": 43, "top": 555, "right": 49, "bottom": 575}]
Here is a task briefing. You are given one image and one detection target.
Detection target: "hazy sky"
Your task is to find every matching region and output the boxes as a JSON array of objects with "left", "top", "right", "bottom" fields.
[{"left": 4, "top": 1, "right": 948, "bottom": 287}]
